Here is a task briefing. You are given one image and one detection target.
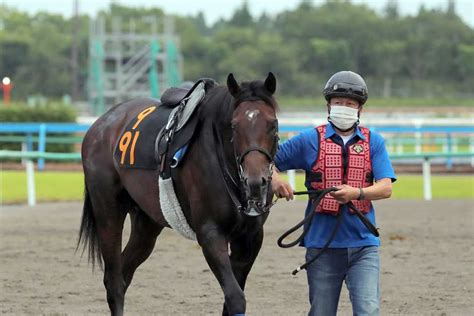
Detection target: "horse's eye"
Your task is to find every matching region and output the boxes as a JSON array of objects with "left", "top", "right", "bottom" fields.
[{"left": 271, "top": 121, "right": 278, "bottom": 134}]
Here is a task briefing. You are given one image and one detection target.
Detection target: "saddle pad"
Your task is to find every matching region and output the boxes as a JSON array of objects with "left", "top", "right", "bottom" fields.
[
  {"left": 115, "top": 80, "right": 208, "bottom": 170},
  {"left": 159, "top": 176, "right": 197, "bottom": 240},
  {"left": 114, "top": 100, "right": 173, "bottom": 169}
]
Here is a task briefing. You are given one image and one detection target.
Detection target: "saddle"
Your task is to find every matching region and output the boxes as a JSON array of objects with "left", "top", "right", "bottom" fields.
[
  {"left": 156, "top": 78, "right": 217, "bottom": 178},
  {"left": 114, "top": 78, "right": 217, "bottom": 170},
  {"left": 160, "top": 87, "right": 190, "bottom": 105}
]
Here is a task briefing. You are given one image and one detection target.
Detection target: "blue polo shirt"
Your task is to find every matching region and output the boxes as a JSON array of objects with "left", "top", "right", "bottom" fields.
[{"left": 275, "top": 123, "right": 396, "bottom": 248}]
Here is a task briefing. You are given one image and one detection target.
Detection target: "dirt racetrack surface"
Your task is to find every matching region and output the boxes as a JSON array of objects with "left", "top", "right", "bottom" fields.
[{"left": 1, "top": 199, "right": 473, "bottom": 315}]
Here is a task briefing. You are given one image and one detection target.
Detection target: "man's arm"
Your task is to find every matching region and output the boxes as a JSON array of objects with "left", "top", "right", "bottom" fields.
[
  {"left": 329, "top": 178, "right": 392, "bottom": 204},
  {"left": 271, "top": 129, "right": 317, "bottom": 201},
  {"left": 271, "top": 167, "right": 294, "bottom": 201},
  {"left": 329, "top": 131, "right": 396, "bottom": 204}
]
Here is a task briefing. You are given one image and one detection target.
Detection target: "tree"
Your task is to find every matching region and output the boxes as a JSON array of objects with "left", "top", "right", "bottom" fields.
[
  {"left": 193, "top": 11, "right": 209, "bottom": 36},
  {"left": 384, "top": 0, "right": 399, "bottom": 19},
  {"left": 447, "top": 0, "right": 456, "bottom": 16},
  {"left": 0, "top": 1, "right": 473, "bottom": 101},
  {"left": 229, "top": 1, "right": 253, "bottom": 27}
]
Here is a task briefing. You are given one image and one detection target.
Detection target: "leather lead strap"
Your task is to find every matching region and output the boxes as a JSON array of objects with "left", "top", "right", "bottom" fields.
[
  {"left": 278, "top": 188, "right": 379, "bottom": 275},
  {"left": 347, "top": 202, "right": 379, "bottom": 237}
]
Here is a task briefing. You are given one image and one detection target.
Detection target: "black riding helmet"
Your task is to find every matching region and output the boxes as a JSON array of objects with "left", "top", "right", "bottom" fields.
[{"left": 323, "top": 71, "right": 368, "bottom": 105}]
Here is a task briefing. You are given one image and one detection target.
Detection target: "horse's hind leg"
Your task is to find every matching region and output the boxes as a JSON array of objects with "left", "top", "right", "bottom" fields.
[
  {"left": 89, "top": 186, "right": 128, "bottom": 316},
  {"left": 121, "top": 208, "right": 164, "bottom": 291}
]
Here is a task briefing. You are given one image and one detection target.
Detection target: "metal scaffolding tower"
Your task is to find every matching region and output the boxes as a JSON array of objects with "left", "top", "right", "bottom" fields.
[{"left": 88, "top": 16, "right": 183, "bottom": 115}]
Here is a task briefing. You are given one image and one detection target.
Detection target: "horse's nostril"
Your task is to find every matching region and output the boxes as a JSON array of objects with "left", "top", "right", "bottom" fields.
[{"left": 261, "top": 177, "right": 267, "bottom": 187}]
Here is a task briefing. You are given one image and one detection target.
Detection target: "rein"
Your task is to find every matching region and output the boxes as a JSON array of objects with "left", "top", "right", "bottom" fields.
[
  {"left": 277, "top": 188, "right": 379, "bottom": 275},
  {"left": 213, "top": 124, "right": 243, "bottom": 211}
]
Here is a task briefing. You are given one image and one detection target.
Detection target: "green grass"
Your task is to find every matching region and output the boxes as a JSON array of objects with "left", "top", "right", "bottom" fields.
[
  {"left": 0, "top": 171, "right": 472, "bottom": 204},
  {"left": 0, "top": 170, "right": 84, "bottom": 204},
  {"left": 390, "top": 175, "right": 474, "bottom": 199},
  {"left": 384, "top": 144, "right": 472, "bottom": 154}
]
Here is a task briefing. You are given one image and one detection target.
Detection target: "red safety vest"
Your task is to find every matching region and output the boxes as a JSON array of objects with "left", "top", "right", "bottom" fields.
[{"left": 310, "top": 124, "right": 373, "bottom": 215}]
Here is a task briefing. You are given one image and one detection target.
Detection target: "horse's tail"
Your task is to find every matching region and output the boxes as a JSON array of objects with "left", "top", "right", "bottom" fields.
[{"left": 76, "top": 182, "right": 103, "bottom": 269}]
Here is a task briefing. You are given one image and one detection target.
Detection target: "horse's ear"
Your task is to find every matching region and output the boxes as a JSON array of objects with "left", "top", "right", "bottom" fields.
[
  {"left": 227, "top": 73, "right": 240, "bottom": 98},
  {"left": 264, "top": 72, "right": 276, "bottom": 95}
]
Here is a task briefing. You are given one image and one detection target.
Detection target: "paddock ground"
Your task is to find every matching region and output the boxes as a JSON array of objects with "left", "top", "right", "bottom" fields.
[{"left": 1, "top": 199, "right": 473, "bottom": 315}]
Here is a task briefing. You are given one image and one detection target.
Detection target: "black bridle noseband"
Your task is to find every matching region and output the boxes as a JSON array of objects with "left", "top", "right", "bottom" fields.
[
  {"left": 235, "top": 145, "right": 275, "bottom": 183},
  {"left": 236, "top": 146, "right": 274, "bottom": 167}
]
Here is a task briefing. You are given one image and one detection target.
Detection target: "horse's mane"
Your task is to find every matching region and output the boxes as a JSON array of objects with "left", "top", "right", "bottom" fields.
[{"left": 199, "top": 80, "right": 278, "bottom": 125}]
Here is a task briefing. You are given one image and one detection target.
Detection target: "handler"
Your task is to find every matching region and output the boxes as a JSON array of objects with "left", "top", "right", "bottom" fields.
[{"left": 272, "top": 71, "right": 396, "bottom": 315}]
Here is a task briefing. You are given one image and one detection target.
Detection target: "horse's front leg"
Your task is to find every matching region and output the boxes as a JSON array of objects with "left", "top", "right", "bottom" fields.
[
  {"left": 198, "top": 223, "right": 246, "bottom": 316},
  {"left": 229, "top": 226, "right": 264, "bottom": 291},
  {"left": 221, "top": 222, "right": 264, "bottom": 316}
]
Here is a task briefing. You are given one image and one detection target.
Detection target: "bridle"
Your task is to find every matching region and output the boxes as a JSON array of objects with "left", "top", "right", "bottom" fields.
[
  {"left": 236, "top": 146, "right": 274, "bottom": 167},
  {"left": 235, "top": 145, "right": 276, "bottom": 183},
  {"left": 233, "top": 126, "right": 279, "bottom": 216},
  {"left": 213, "top": 102, "right": 279, "bottom": 217}
]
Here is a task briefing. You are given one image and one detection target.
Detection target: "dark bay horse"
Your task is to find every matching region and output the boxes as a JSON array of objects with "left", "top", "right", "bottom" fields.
[{"left": 78, "top": 73, "right": 279, "bottom": 315}]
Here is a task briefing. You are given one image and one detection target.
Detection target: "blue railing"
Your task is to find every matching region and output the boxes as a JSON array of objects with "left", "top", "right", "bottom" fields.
[
  {"left": 1, "top": 122, "right": 473, "bottom": 170},
  {"left": 2, "top": 122, "right": 473, "bottom": 135},
  {"left": 0, "top": 123, "right": 90, "bottom": 133},
  {"left": 0, "top": 123, "right": 89, "bottom": 169}
]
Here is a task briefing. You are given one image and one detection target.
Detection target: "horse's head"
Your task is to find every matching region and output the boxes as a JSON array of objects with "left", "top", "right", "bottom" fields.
[{"left": 227, "top": 72, "right": 279, "bottom": 217}]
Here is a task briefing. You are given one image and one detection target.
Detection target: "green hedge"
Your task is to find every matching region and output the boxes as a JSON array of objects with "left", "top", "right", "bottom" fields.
[{"left": 0, "top": 103, "right": 77, "bottom": 153}]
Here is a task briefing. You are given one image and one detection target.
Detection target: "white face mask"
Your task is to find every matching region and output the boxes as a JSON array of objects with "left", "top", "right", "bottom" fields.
[{"left": 328, "top": 106, "right": 359, "bottom": 131}]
